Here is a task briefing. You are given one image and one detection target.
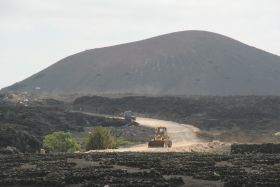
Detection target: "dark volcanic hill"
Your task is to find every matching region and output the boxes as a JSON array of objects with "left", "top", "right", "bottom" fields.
[{"left": 4, "top": 30, "right": 280, "bottom": 95}]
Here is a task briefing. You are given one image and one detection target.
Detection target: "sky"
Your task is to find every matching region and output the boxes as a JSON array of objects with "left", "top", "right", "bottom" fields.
[{"left": 0, "top": 0, "right": 280, "bottom": 89}]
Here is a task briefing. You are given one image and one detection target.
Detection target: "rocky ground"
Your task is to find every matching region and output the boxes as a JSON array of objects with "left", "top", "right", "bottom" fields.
[
  {"left": 1, "top": 93, "right": 280, "bottom": 186},
  {"left": 0, "top": 93, "right": 153, "bottom": 153},
  {"left": 2, "top": 93, "right": 280, "bottom": 152},
  {"left": 0, "top": 151, "right": 280, "bottom": 187},
  {"left": 73, "top": 96, "right": 280, "bottom": 143}
]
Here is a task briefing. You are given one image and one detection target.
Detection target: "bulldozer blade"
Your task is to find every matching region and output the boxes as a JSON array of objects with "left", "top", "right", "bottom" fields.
[{"left": 148, "top": 140, "right": 165, "bottom": 148}]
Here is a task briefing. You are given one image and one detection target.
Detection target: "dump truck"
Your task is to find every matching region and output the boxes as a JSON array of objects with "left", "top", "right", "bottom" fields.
[
  {"left": 123, "top": 111, "right": 136, "bottom": 122},
  {"left": 148, "top": 127, "right": 172, "bottom": 148}
]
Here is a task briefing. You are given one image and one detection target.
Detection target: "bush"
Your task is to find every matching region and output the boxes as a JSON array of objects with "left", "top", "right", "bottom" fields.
[
  {"left": 43, "top": 131, "right": 80, "bottom": 153},
  {"left": 86, "top": 126, "right": 113, "bottom": 150}
]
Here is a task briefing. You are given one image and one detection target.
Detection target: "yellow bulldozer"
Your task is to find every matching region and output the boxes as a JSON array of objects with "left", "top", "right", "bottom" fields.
[{"left": 148, "top": 127, "right": 172, "bottom": 148}]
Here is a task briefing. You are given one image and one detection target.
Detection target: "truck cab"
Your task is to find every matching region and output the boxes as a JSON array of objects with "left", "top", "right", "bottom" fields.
[{"left": 123, "top": 111, "right": 136, "bottom": 122}]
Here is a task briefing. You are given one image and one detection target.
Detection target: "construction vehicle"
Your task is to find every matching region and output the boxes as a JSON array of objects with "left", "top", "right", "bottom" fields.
[
  {"left": 148, "top": 127, "right": 172, "bottom": 148},
  {"left": 123, "top": 111, "right": 136, "bottom": 122}
]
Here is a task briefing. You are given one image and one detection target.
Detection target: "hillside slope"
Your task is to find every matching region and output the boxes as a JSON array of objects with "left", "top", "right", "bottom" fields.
[{"left": 5, "top": 30, "right": 280, "bottom": 95}]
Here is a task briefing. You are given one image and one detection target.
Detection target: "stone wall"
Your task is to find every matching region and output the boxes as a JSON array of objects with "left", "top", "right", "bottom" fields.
[{"left": 231, "top": 143, "right": 280, "bottom": 154}]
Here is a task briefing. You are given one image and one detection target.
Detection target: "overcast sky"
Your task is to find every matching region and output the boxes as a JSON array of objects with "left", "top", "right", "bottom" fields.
[{"left": 0, "top": 0, "right": 279, "bottom": 89}]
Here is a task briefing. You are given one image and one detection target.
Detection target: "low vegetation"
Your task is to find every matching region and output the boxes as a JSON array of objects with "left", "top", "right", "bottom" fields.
[
  {"left": 42, "top": 127, "right": 135, "bottom": 153},
  {"left": 43, "top": 131, "right": 80, "bottom": 153},
  {"left": 86, "top": 126, "right": 113, "bottom": 150}
]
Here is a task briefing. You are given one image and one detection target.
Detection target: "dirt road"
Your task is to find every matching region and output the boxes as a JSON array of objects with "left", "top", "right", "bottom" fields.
[
  {"left": 117, "top": 117, "right": 229, "bottom": 152},
  {"left": 72, "top": 111, "right": 202, "bottom": 144},
  {"left": 136, "top": 117, "right": 203, "bottom": 146},
  {"left": 74, "top": 111, "right": 229, "bottom": 152},
  {"left": 109, "top": 117, "right": 212, "bottom": 152}
]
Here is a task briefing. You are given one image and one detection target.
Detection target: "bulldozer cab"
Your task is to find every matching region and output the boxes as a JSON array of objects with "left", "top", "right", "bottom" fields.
[
  {"left": 156, "top": 127, "right": 167, "bottom": 135},
  {"left": 123, "top": 111, "right": 136, "bottom": 122},
  {"left": 148, "top": 127, "right": 172, "bottom": 148}
]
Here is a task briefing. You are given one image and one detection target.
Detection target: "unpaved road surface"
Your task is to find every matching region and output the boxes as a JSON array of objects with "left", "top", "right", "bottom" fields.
[
  {"left": 111, "top": 117, "right": 229, "bottom": 152},
  {"left": 77, "top": 111, "right": 230, "bottom": 153},
  {"left": 120, "top": 117, "right": 203, "bottom": 152},
  {"left": 136, "top": 117, "right": 202, "bottom": 145},
  {"left": 73, "top": 111, "right": 202, "bottom": 145}
]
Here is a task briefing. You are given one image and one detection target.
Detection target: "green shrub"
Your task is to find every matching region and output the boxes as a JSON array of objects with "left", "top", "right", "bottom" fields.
[
  {"left": 43, "top": 131, "right": 80, "bottom": 153},
  {"left": 86, "top": 126, "right": 113, "bottom": 150}
]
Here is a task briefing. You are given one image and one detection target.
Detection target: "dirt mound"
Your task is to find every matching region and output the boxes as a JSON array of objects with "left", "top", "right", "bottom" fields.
[{"left": 4, "top": 30, "right": 280, "bottom": 96}]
